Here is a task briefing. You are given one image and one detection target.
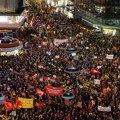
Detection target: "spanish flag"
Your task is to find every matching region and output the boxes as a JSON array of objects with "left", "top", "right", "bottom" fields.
[{"left": 18, "top": 98, "right": 33, "bottom": 108}]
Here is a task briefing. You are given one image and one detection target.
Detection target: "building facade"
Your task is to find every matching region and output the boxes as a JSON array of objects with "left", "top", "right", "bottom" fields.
[
  {"left": 74, "top": 0, "right": 120, "bottom": 35},
  {"left": 30, "top": 0, "right": 120, "bottom": 35},
  {"left": 0, "top": 0, "right": 27, "bottom": 37}
]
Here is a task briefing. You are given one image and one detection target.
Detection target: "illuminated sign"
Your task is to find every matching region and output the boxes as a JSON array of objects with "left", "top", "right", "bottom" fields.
[{"left": 0, "top": 30, "right": 12, "bottom": 32}]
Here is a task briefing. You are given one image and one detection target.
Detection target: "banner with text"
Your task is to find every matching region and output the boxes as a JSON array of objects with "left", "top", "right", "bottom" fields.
[
  {"left": 106, "top": 54, "right": 114, "bottom": 60},
  {"left": 46, "top": 85, "right": 63, "bottom": 96},
  {"left": 54, "top": 38, "right": 68, "bottom": 46}
]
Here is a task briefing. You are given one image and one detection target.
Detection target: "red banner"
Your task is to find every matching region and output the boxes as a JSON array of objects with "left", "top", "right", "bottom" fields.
[{"left": 46, "top": 85, "right": 63, "bottom": 96}]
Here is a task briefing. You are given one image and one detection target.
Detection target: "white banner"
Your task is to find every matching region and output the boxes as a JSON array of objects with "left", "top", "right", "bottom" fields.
[
  {"left": 54, "top": 38, "right": 68, "bottom": 46},
  {"left": 72, "top": 53, "right": 76, "bottom": 56},
  {"left": 86, "top": 47, "right": 89, "bottom": 49},
  {"left": 55, "top": 55, "right": 60, "bottom": 59},
  {"left": 97, "top": 65, "right": 102, "bottom": 69},
  {"left": 98, "top": 106, "right": 111, "bottom": 112},
  {"left": 94, "top": 56, "right": 97, "bottom": 59},
  {"left": 94, "top": 79, "right": 100, "bottom": 85},
  {"left": 106, "top": 54, "right": 114, "bottom": 59}
]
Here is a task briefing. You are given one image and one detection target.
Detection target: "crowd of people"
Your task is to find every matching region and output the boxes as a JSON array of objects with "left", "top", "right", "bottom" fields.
[{"left": 0, "top": 3, "right": 120, "bottom": 120}]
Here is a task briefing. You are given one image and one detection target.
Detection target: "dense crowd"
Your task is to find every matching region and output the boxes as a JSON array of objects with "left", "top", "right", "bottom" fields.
[{"left": 0, "top": 4, "right": 120, "bottom": 120}]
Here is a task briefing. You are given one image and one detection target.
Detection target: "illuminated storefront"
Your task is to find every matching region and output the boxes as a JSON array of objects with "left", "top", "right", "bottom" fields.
[{"left": 0, "top": 9, "right": 28, "bottom": 37}]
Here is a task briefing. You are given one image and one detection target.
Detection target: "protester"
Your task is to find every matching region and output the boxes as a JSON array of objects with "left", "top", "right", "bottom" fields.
[{"left": 0, "top": 3, "right": 120, "bottom": 120}]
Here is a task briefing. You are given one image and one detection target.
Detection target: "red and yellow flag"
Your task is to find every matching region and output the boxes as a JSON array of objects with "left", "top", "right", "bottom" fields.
[{"left": 18, "top": 98, "right": 33, "bottom": 108}]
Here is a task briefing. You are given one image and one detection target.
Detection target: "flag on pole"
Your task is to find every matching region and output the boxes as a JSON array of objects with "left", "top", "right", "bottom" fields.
[
  {"left": 36, "top": 88, "right": 44, "bottom": 96},
  {"left": 35, "top": 102, "right": 44, "bottom": 107},
  {"left": 2, "top": 100, "right": 13, "bottom": 111},
  {"left": 91, "top": 68, "right": 100, "bottom": 74}
]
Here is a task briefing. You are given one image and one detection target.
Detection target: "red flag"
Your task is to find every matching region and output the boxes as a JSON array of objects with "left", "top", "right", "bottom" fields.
[
  {"left": 91, "top": 68, "right": 100, "bottom": 74},
  {"left": 36, "top": 88, "right": 44, "bottom": 96},
  {"left": 15, "top": 98, "right": 22, "bottom": 108},
  {"left": 35, "top": 102, "right": 44, "bottom": 107},
  {"left": 2, "top": 100, "right": 13, "bottom": 111},
  {"left": 12, "top": 103, "right": 18, "bottom": 109}
]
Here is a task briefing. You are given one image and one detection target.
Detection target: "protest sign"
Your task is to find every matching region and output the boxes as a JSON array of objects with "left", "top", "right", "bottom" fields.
[
  {"left": 54, "top": 38, "right": 68, "bottom": 46},
  {"left": 94, "top": 79, "right": 100, "bottom": 85},
  {"left": 98, "top": 106, "right": 111, "bottom": 112},
  {"left": 71, "top": 53, "right": 76, "bottom": 56},
  {"left": 106, "top": 54, "right": 114, "bottom": 59},
  {"left": 94, "top": 56, "right": 97, "bottom": 59}
]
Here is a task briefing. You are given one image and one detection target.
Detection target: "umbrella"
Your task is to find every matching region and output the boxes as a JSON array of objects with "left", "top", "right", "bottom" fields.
[
  {"left": 62, "top": 91, "right": 75, "bottom": 99},
  {"left": 65, "top": 65, "right": 80, "bottom": 74},
  {"left": 65, "top": 47, "right": 77, "bottom": 53}
]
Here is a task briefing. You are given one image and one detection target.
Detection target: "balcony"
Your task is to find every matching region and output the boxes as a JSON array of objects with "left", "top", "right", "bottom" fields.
[{"left": 77, "top": 7, "right": 120, "bottom": 29}]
